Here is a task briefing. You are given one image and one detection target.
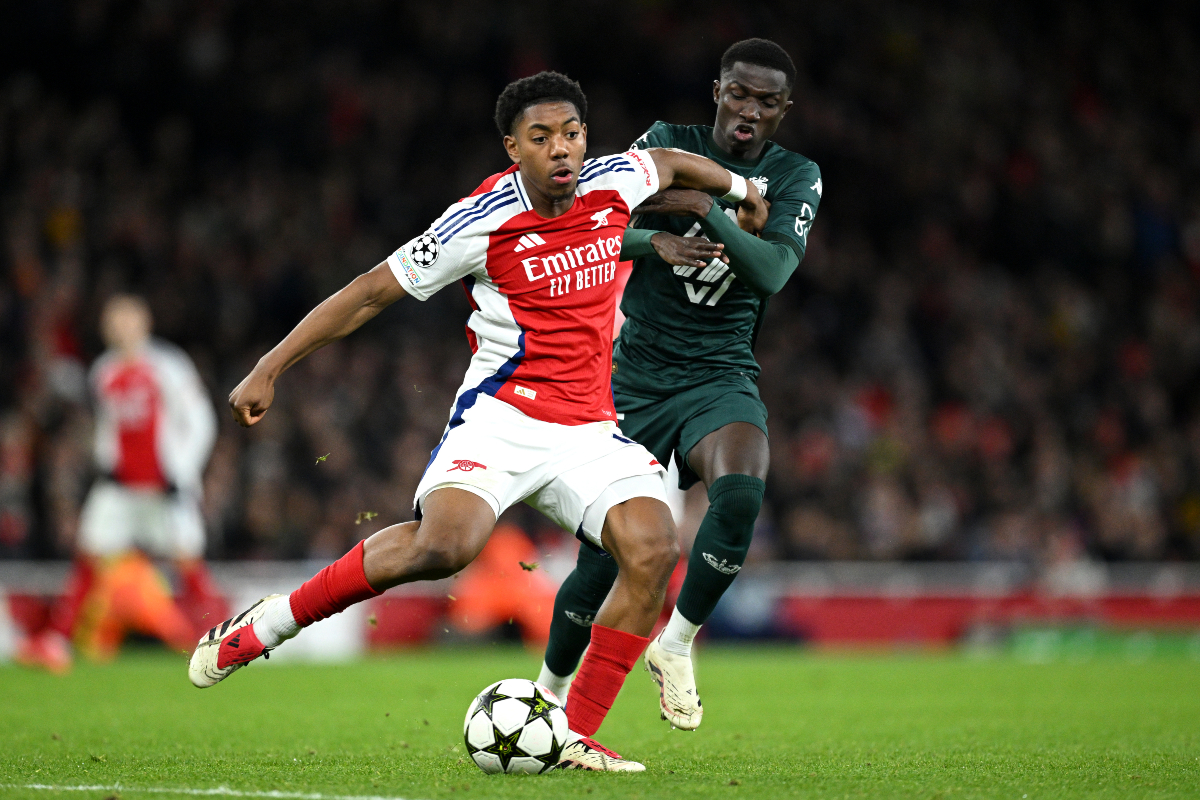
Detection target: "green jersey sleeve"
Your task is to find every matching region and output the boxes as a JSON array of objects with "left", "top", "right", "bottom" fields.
[
  {"left": 759, "top": 161, "right": 822, "bottom": 261},
  {"left": 699, "top": 205, "right": 800, "bottom": 296},
  {"left": 619, "top": 227, "right": 657, "bottom": 260},
  {"left": 630, "top": 121, "right": 677, "bottom": 151}
]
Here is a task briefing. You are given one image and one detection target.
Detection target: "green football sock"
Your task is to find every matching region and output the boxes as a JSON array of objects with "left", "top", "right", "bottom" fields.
[
  {"left": 543, "top": 543, "right": 619, "bottom": 678},
  {"left": 674, "top": 473, "right": 765, "bottom": 625}
]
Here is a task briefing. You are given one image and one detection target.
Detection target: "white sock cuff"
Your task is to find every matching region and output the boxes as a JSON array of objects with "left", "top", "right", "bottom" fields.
[
  {"left": 660, "top": 606, "right": 701, "bottom": 656},
  {"left": 536, "top": 661, "right": 572, "bottom": 705},
  {"left": 253, "top": 595, "right": 300, "bottom": 648}
]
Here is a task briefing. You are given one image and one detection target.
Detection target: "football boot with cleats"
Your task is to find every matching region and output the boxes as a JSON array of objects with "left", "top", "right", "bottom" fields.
[
  {"left": 188, "top": 594, "right": 279, "bottom": 688},
  {"left": 556, "top": 735, "right": 645, "bottom": 772},
  {"left": 644, "top": 632, "right": 703, "bottom": 730}
]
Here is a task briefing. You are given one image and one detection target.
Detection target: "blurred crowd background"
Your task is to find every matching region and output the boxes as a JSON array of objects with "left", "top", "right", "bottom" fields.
[{"left": 2, "top": 0, "right": 1199, "bottom": 569}]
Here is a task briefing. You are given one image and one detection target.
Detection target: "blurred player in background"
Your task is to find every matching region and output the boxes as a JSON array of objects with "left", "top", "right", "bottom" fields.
[
  {"left": 188, "top": 71, "right": 764, "bottom": 771},
  {"left": 539, "top": 39, "right": 822, "bottom": 730},
  {"left": 17, "top": 294, "right": 220, "bottom": 671}
]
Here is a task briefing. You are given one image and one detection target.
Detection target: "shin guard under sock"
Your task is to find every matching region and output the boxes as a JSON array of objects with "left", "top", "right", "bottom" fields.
[
  {"left": 289, "top": 540, "right": 380, "bottom": 627},
  {"left": 674, "top": 474, "right": 764, "bottom": 625},
  {"left": 564, "top": 624, "right": 648, "bottom": 736}
]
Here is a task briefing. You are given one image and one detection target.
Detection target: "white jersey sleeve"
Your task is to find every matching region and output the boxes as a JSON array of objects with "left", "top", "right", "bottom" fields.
[
  {"left": 150, "top": 341, "right": 217, "bottom": 494},
  {"left": 576, "top": 150, "right": 660, "bottom": 212},
  {"left": 386, "top": 177, "right": 521, "bottom": 300}
]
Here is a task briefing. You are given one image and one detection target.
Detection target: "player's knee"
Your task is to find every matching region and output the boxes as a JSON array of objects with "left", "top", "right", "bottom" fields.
[
  {"left": 708, "top": 474, "right": 765, "bottom": 528},
  {"left": 627, "top": 525, "right": 679, "bottom": 589},
  {"left": 398, "top": 520, "right": 486, "bottom": 579},
  {"left": 417, "top": 537, "right": 477, "bottom": 577}
]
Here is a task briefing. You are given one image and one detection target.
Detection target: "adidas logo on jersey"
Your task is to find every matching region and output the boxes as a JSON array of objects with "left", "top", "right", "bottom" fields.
[{"left": 513, "top": 233, "right": 547, "bottom": 252}]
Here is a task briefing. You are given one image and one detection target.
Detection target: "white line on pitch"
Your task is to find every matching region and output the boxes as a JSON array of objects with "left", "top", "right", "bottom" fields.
[{"left": 0, "top": 785, "right": 423, "bottom": 800}]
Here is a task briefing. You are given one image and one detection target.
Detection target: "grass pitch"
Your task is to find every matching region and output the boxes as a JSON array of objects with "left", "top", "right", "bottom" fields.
[{"left": 2, "top": 644, "right": 1198, "bottom": 799}]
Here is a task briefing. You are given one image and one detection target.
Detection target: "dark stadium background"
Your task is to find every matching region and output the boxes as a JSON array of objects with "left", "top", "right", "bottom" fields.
[{"left": 3, "top": 0, "right": 1200, "bottom": 573}]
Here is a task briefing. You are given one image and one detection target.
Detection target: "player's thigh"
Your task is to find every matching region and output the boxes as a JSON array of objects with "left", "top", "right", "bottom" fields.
[
  {"left": 598, "top": 494, "right": 678, "bottom": 582},
  {"left": 78, "top": 482, "right": 137, "bottom": 556},
  {"left": 679, "top": 379, "right": 770, "bottom": 486},
  {"left": 365, "top": 487, "right": 497, "bottom": 584}
]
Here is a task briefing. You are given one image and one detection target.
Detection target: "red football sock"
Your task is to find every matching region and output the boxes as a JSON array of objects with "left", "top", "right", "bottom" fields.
[
  {"left": 49, "top": 558, "right": 96, "bottom": 637},
  {"left": 179, "top": 561, "right": 218, "bottom": 600},
  {"left": 289, "top": 541, "right": 380, "bottom": 627},
  {"left": 564, "top": 624, "right": 649, "bottom": 736}
]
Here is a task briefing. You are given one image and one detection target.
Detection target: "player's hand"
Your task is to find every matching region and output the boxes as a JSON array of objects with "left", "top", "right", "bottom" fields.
[
  {"left": 736, "top": 181, "right": 769, "bottom": 234},
  {"left": 228, "top": 368, "right": 275, "bottom": 427},
  {"left": 650, "top": 233, "right": 728, "bottom": 269},
  {"left": 634, "top": 189, "right": 714, "bottom": 219}
]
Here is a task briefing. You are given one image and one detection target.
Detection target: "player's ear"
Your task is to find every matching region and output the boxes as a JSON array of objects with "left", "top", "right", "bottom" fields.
[
  {"left": 782, "top": 99, "right": 793, "bottom": 116},
  {"left": 713, "top": 79, "right": 721, "bottom": 103},
  {"left": 579, "top": 122, "right": 587, "bottom": 151},
  {"left": 503, "top": 134, "right": 521, "bottom": 165}
]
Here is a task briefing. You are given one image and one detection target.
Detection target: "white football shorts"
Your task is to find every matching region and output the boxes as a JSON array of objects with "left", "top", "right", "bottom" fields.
[
  {"left": 78, "top": 482, "right": 206, "bottom": 559},
  {"left": 414, "top": 394, "right": 667, "bottom": 551}
]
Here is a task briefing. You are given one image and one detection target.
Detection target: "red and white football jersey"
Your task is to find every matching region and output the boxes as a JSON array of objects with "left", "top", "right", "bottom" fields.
[
  {"left": 91, "top": 340, "right": 218, "bottom": 494},
  {"left": 96, "top": 357, "right": 167, "bottom": 487},
  {"left": 386, "top": 150, "right": 659, "bottom": 427}
]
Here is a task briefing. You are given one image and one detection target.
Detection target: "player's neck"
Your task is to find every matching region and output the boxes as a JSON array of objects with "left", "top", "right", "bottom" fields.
[
  {"left": 519, "top": 171, "right": 576, "bottom": 219},
  {"left": 709, "top": 129, "right": 766, "bottom": 164},
  {"left": 113, "top": 341, "right": 148, "bottom": 361}
]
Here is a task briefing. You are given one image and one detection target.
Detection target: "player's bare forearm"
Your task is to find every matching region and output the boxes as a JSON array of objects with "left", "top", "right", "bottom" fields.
[
  {"left": 645, "top": 148, "right": 767, "bottom": 231},
  {"left": 229, "top": 263, "right": 405, "bottom": 426}
]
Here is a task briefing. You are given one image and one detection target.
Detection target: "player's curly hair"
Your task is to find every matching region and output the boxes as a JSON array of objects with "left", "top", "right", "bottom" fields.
[
  {"left": 494, "top": 71, "right": 588, "bottom": 137},
  {"left": 720, "top": 38, "right": 797, "bottom": 89}
]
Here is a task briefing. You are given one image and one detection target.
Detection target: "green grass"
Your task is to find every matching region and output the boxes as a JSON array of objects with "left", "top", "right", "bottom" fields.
[{"left": 2, "top": 645, "right": 1199, "bottom": 799}]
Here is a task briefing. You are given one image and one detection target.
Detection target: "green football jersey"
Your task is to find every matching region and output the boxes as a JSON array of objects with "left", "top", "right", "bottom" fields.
[{"left": 615, "top": 121, "right": 821, "bottom": 393}]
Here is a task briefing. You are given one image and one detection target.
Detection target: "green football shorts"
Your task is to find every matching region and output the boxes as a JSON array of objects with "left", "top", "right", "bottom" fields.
[{"left": 614, "top": 373, "right": 769, "bottom": 490}]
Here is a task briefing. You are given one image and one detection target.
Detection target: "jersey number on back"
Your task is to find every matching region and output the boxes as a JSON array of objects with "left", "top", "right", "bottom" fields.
[{"left": 674, "top": 208, "right": 739, "bottom": 306}]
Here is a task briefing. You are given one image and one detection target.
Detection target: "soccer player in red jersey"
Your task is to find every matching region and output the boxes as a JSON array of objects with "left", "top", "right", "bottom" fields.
[
  {"left": 188, "top": 72, "right": 764, "bottom": 771},
  {"left": 18, "top": 295, "right": 220, "bottom": 672}
]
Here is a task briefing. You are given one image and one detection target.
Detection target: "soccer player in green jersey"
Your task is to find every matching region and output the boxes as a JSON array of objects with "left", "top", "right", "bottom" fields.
[{"left": 537, "top": 39, "right": 822, "bottom": 730}]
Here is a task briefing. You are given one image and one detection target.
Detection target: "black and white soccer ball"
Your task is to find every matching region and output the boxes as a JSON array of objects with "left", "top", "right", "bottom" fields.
[
  {"left": 408, "top": 232, "right": 440, "bottom": 266},
  {"left": 463, "top": 679, "right": 568, "bottom": 774}
]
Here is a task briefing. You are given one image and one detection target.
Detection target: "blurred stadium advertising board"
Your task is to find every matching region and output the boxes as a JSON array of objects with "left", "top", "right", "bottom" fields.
[{"left": 3, "top": 561, "right": 1200, "bottom": 660}]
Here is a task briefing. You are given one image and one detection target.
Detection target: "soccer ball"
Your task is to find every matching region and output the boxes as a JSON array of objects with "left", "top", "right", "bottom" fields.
[{"left": 463, "top": 679, "right": 568, "bottom": 774}]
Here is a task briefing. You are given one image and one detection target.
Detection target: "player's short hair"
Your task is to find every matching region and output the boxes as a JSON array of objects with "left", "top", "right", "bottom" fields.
[
  {"left": 720, "top": 38, "right": 797, "bottom": 90},
  {"left": 494, "top": 71, "right": 588, "bottom": 137}
]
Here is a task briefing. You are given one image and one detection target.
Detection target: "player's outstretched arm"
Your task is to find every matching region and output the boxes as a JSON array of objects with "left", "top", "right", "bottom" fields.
[
  {"left": 228, "top": 263, "right": 406, "bottom": 427},
  {"left": 644, "top": 148, "right": 768, "bottom": 233}
]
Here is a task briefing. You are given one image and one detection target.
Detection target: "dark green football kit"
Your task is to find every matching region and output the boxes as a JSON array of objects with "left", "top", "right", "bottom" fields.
[
  {"left": 615, "top": 121, "right": 822, "bottom": 487},
  {"left": 544, "top": 122, "right": 822, "bottom": 679}
]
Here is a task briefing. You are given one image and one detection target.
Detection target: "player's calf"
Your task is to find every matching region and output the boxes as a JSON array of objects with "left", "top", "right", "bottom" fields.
[
  {"left": 562, "top": 495, "right": 678, "bottom": 736},
  {"left": 362, "top": 507, "right": 492, "bottom": 587}
]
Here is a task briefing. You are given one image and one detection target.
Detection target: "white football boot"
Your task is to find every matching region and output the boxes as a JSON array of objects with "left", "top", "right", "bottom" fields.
[
  {"left": 188, "top": 595, "right": 282, "bottom": 688},
  {"left": 556, "top": 734, "right": 646, "bottom": 772},
  {"left": 644, "top": 632, "right": 703, "bottom": 730}
]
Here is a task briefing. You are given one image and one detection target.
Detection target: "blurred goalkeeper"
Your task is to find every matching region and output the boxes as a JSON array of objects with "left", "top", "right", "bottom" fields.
[{"left": 18, "top": 294, "right": 220, "bottom": 671}]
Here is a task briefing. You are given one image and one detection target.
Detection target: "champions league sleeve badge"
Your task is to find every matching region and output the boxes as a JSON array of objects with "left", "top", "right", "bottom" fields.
[{"left": 408, "top": 231, "right": 441, "bottom": 267}]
